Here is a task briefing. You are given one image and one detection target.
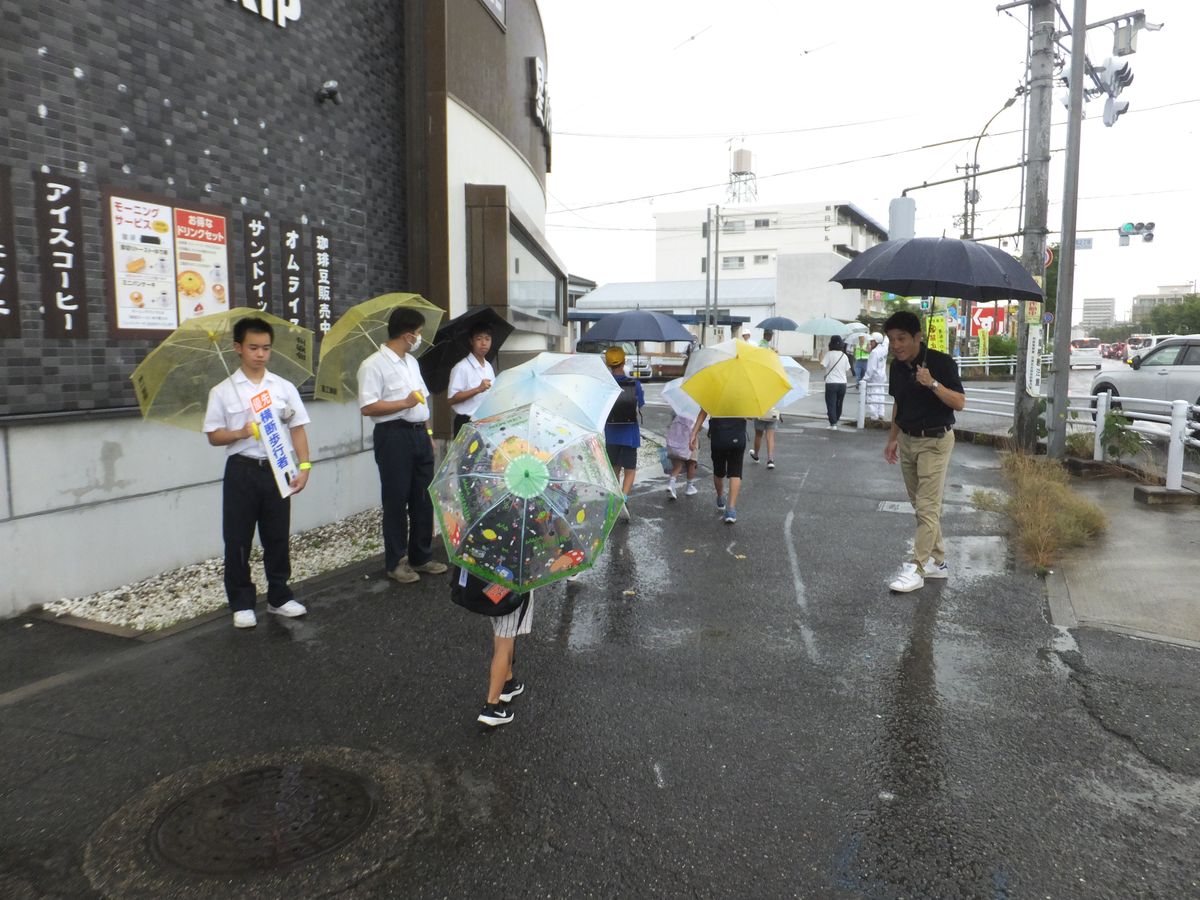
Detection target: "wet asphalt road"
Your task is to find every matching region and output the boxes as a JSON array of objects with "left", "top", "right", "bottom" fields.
[{"left": 1, "top": 402, "right": 1198, "bottom": 899}]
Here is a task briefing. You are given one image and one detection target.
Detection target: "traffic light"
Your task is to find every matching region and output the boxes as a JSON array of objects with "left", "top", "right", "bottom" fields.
[
  {"left": 1103, "top": 95, "right": 1129, "bottom": 126},
  {"left": 1118, "top": 222, "right": 1155, "bottom": 243}
]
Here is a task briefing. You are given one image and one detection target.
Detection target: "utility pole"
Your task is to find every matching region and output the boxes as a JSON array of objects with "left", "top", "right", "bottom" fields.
[
  {"left": 1048, "top": 0, "right": 1088, "bottom": 458},
  {"left": 1013, "top": 0, "right": 1055, "bottom": 452},
  {"left": 703, "top": 206, "right": 712, "bottom": 345},
  {"left": 712, "top": 204, "right": 721, "bottom": 341}
]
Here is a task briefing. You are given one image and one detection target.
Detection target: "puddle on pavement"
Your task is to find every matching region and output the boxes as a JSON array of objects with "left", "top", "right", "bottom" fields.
[{"left": 942, "top": 535, "right": 1011, "bottom": 577}]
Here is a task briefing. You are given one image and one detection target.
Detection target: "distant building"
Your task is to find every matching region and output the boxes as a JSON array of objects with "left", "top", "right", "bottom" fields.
[
  {"left": 1131, "top": 284, "right": 1196, "bottom": 324},
  {"left": 1080, "top": 297, "right": 1116, "bottom": 331}
]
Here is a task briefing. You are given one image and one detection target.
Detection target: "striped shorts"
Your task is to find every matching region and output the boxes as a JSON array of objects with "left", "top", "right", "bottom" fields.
[{"left": 491, "top": 592, "right": 533, "bottom": 637}]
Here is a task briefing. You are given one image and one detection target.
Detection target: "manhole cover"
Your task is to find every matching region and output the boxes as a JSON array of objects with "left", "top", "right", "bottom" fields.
[{"left": 150, "top": 764, "right": 377, "bottom": 875}]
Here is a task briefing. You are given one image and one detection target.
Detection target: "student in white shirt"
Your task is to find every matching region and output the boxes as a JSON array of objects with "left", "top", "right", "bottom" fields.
[
  {"left": 446, "top": 323, "right": 495, "bottom": 437},
  {"left": 203, "top": 316, "right": 311, "bottom": 628},
  {"left": 357, "top": 306, "right": 448, "bottom": 585}
]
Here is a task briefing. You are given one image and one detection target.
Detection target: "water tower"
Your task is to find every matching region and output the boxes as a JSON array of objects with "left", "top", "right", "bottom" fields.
[{"left": 727, "top": 146, "right": 757, "bottom": 203}]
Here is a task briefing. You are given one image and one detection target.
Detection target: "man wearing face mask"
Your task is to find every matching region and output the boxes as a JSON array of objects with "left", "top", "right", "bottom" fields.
[{"left": 358, "top": 307, "right": 448, "bottom": 585}]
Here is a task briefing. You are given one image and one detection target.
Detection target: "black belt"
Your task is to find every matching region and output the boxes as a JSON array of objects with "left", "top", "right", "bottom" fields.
[
  {"left": 377, "top": 419, "right": 429, "bottom": 430},
  {"left": 230, "top": 454, "right": 271, "bottom": 468},
  {"left": 900, "top": 425, "right": 951, "bottom": 438}
]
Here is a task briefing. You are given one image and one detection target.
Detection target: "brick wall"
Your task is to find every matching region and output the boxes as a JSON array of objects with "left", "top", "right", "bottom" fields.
[{"left": 0, "top": 0, "right": 408, "bottom": 416}]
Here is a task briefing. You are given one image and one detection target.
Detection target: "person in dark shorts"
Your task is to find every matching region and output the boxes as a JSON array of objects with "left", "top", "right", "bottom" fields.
[{"left": 690, "top": 410, "right": 746, "bottom": 524}]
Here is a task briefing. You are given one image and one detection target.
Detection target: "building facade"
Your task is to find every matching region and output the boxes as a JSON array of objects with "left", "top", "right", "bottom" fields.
[
  {"left": 0, "top": 0, "right": 565, "bottom": 616},
  {"left": 1131, "top": 284, "right": 1195, "bottom": 325},
  {"left": 1080, "top": 297, "right": 1116, "bottom": 331}
]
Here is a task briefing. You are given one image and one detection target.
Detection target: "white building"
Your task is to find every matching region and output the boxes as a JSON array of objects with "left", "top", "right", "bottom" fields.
[
  {"left": 654, "top": 202, "right": 889, "bottom": 355},
  {"left": 1080, "top": 297, "right": 1116, "bottom": 331},
  {"left": 1131, "top": 284, "right": 1196, "bottom": 325}
]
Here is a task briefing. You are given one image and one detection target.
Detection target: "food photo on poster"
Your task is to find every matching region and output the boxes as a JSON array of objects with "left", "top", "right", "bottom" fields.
[
  {"left": 173, "top": 207, "right": 230, "bottom": 322},
  {"left": 110, "top": 195, "right": 177, "bottom": 330}
]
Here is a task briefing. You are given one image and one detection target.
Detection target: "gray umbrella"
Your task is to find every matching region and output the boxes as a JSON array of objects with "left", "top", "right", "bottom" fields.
[{"left": 830, "top": 237, "right": 1044, "bottom": 302}]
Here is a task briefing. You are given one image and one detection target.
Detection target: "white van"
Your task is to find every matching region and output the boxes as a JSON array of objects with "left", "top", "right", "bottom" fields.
[{"left": 1125, "top": 334, "right": 1181, "bottom": 365}]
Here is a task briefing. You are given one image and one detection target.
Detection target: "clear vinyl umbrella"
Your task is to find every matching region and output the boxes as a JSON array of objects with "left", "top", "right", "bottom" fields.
[{"left": 473, "top": 352, "right": 620, "bottom": 432}]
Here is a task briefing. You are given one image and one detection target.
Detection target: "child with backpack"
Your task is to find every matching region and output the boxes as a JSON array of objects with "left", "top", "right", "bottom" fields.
[
  {"left": 690, "top": 410, "right": 747, "bottom": 524},
  {"left": 450, "top": 567, "right": 531, "bottom": 727}
]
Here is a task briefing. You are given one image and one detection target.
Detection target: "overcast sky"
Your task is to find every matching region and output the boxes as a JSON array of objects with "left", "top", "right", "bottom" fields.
[{"left": 539, "top": 0, "right": 1198, "bottom": 324}]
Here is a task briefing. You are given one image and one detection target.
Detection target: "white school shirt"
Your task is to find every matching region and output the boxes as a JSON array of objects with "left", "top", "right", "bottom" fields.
[
  {"left": 821, "top": 350, "right": 853, "bottom": 385},
  {"left": 357, "top": 343, "right": 431, "bottom": 424},
  {"left": 447, "top": 354, "right": 496, "bottom": 417},
  {"left": 203, "top": 369, "right": 310, "bottom": 459}
]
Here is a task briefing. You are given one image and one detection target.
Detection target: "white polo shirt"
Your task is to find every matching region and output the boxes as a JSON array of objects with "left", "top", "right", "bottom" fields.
[
  {"left": 447, "top": 354, "right": 496, "bottom": 417},
  {"left": 357, "top": 343, "right": 430, "bottom": 424},
  {"left": 203, "top": 369, "right": 310, "bottom": 459}
]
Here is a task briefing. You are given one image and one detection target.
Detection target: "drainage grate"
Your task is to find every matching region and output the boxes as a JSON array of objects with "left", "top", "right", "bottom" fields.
[{"left": 150, "top": 764, "right": 377, "bottom": 875}]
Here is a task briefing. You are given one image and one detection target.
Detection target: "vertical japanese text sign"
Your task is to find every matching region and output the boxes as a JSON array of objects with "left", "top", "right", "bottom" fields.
[
  {"left": 311, "top": 228, "right": 332, "bottom": 336},
  {"left": 0, "top": 165, "right": 19, "bottom": 338},
  {"left": 243, "top": 213, "right": 272, "bottom": 313},
  {"left": 279, "top": 221, "right": 305, "bottom": 326},
  {"left": 34, "top": 171, "right": 88, "bottom": 338}
]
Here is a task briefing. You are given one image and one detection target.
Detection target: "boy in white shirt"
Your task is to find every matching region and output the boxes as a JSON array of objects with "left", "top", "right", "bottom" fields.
[
  {"left": 446, "top": 323, "right": 495, "bottom": 437},
  {"left": 357, "top": 307, "right": 448, "bottom": 585}
]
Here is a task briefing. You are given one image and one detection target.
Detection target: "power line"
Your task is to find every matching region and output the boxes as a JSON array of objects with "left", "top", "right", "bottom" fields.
[{"left": 552, "top": 112, "right": 909, "bottom": 140}]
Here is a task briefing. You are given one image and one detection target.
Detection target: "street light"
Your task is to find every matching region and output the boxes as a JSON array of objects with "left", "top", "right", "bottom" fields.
[{"left": 967, "top": 92, "right": 1021, "bottom": 240}]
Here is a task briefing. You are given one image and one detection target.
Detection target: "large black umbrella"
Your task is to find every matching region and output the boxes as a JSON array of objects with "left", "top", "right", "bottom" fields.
[
  {"left": 830, "top": 237, "right": 1044, "bottom": 302},
  {"left": 756, "top": 316, "right": 799, "bottom": 331},
  {"left": 581, "top": 310, "right": 693, "bottom": 343},
  {"left": 419, "top": 307, "right": 514, "bottom": 394}
]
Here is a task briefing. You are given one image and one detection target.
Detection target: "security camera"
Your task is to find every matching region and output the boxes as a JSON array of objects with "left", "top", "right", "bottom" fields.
[{"left": 316, "top": 80, "right": 340, "bottom": 104}]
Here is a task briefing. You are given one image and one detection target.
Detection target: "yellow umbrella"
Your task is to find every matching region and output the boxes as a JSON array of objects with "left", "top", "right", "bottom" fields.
[
  {"left": 130, "top": 309, "right": 314, "bottom": 431},
  {"left": 314, "top": 292, "right": 445, "bottom": 402},
  {"left": 681, "top": 339, "right": 791, "bottom": 418}
]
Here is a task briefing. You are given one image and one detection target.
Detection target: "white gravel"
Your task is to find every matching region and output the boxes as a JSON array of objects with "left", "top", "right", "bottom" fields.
[{"left": 43, "top": 508, "right": 384, "bottom": 632}]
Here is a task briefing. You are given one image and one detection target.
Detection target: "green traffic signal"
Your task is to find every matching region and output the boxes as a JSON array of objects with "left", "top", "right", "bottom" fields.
[{"left": 1120, "top": 222, "right": 1136, "bottom": 234}]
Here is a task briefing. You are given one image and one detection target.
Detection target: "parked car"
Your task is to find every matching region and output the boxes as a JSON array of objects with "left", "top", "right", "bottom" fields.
[
  {"left": 1091, "top": 335, "right": 1200, "bottom": 417},
  {"left": 1069, "top": 338, "right": 1102, "bottom": 369}
]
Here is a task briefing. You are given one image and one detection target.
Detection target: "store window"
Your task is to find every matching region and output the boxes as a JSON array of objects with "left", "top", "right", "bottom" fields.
[{"left": 509, "top": 223, "right": 561, "bottom": 324}]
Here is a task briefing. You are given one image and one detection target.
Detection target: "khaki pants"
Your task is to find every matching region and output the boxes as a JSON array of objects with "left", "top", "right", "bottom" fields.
[{"left": 898, "top": 430, "right": 955, "bottom": 571}]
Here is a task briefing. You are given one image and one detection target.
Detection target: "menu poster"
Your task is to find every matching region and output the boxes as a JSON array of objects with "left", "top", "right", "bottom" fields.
[
  {"left": 0, "top": 165, "right": 19, "bottom": 339},
  {"left": 174, "top": 207, "right": 231, "bottom": 323},
  {"left": 110, "top": 195, "right": 177, "bottom": 330}
]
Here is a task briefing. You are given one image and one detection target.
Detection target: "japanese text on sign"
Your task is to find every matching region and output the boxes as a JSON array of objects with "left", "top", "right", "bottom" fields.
[
  {"left": 243, "top": 213, "right": 272, "bottom": 313},
  {"left": 34, "top": 171, "right": 88, "bottom": 338},
  {"left": 279, "top": 221, "right": 305, "bottom": 327},
  {"left": 311, "top": 228, "right": 332, "bottom": 335}
]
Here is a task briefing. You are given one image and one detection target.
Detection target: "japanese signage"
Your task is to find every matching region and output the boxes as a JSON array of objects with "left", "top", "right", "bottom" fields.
[
  {"left": 250, "top": 386, "right": 301, "bottom": 498},
  {"left": 34, "top": 171, "right": 88, "bottom": 339},
  {"left": 528, "top": 57, "right": 553, "bottom": 168},
  {"left": 1025, "top": 323, "right": 1043, "bottom": 395},
  {"left": 0, "top": 166, "right": 19, "bottom": 338},
  {"left": 279, "top": 220, "right": 305, "bottom": 326},
  {"left": 311, "top": 228, "right": 332, "bottom": 335},
  {"left": 105, "top": 189, "right": 234, "bottom": 337},
  {"left": 927, "top": 314, "right": 948, "bottom": 354},
  {"left": 110, "top": 195, "right": 177, "bottom": 330},
  {"left": 243, "top": 213, "right": 272, "bottom": 313},
  {"left": 970, "top": 303, "right": 1006, "bottom": 337},
  {"left": 228, "top": 0, "right": 301, "bottom": 29},
  {"left": 477, "top": 0, "right": 505, "bottom": 26},
  {"left": 978, "top": 326, "right": 990, "bottom": 357}
]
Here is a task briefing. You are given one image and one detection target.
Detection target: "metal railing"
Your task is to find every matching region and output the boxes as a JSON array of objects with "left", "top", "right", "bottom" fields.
[{"left": 955, "top": 354, "right": 1054, "bottom": 376}]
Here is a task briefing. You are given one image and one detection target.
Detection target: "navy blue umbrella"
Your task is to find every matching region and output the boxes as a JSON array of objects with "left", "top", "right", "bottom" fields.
[
  {"left": 581, "top": 310, "right": 693, "bottom": 343},
  {"left": 756, "top": 316, "right": 799, "bottom": 331},
  {"left": 830, "top": 237, "right": 1044, "bottom": 302}
]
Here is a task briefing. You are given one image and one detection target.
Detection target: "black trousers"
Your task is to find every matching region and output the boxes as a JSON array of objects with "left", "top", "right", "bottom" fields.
[
  {"left": 825, "top": 382, "right": 847, "bottom": 424},
  {"left": 374, "top": 421, "right": 435, "bottom": 571},
  {"left": 222, "top": 456, "right": 293, "bottom": 612},
  {"left": 452, "top": 413, "right": 471, "bottom": 437}
]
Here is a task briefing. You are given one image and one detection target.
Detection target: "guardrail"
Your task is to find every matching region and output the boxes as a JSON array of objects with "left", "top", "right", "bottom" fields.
[{"left": 955, "top": 354, "right": 1054, "bottom": 376}]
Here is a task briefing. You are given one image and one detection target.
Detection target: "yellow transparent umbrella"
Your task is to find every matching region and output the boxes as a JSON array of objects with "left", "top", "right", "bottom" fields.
[
  {"left": 314, "top": 292, "right": 445, "bottom": 402},
  {"left": 681, "top": 339, "right": 791, "bottom": 418},
  {"left": 130, "top": 309, "right": 314, "bottom": 431}
]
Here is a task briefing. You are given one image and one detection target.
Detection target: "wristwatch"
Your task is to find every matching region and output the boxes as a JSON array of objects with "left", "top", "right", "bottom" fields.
[{"left": 929, "top": 380, "right": 940, "bottom": 391}]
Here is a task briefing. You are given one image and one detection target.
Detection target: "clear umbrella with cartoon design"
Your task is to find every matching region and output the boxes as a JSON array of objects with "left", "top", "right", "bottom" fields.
[{"left": 429, "top": 403, "right": 624, "bottom": 593}]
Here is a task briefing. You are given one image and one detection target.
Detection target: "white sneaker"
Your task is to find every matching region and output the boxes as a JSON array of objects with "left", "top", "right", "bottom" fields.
[
  {"left": 831, "top": 424, "right": 840, "bottom": 431},
  {"left": 666, "top": 479, "right": 678, "bottom": 500},
  {"left": 268, "top": 599, "right": 307, "bottom": 617},
  {"left": 233, "top": 610, "right": 257, "bottom": 628},
  {"left": 619, "top": 496, "right": 632, "bottom": 520},
  {"left": 923, "top": 559, "right": 949, "bottom": 579},
  {"left": 889, "top": 564, "right": 924, "bottom": 593},
  {"left": 567, "top": 572, "right": 582, "bottom": 583},
  {"left": 685, "top": 481, "right": 699, "bottom": 496}
]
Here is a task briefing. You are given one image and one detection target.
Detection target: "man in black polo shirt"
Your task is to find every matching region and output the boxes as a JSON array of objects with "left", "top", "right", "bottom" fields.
[{"left": 883, "top": 310, "right": 966, "bottom": 592}]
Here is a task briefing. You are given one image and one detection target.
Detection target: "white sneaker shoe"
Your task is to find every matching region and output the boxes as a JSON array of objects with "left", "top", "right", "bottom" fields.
[
  {"left": 889, "top": 564, "right": 924, "bottom": 593},
  {"left": 666, "top": 479, "right": 677, "bottom": 500},
  {"left": 923, "top": 559, "right": 950, "bottom": 579},
  {"left": 233, "top": 610, "right": 257, "bottom": 628},
  {"left": 268, "top": 599, "right": 307, "bottom": 618},
  {"left": 685, "top": 481, "right": 699, "bottom": 496}
]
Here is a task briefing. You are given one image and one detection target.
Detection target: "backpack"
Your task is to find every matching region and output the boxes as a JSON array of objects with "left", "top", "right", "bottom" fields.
[
  {"left": 708, "top": 417, "right": 746, "bottom": 452},
  {"left": 607, "top": 377, "right": 640, "bottom": 425},
  {"left": 449, "top": 566, "right": 529, "bottom": 618}
]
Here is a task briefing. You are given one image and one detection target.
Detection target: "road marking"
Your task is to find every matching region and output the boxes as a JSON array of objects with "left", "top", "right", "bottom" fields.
[
  {"left": 783, "top": 510, "right": 808, "bottom": 612},
  {"left": 653, "top": 761, "right": 666, "bottom": 788}
]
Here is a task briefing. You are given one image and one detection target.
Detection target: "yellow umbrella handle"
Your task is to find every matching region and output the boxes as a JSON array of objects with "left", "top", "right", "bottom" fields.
[{"left": 249, "top": 420, "right": 261, "bottom": 441}]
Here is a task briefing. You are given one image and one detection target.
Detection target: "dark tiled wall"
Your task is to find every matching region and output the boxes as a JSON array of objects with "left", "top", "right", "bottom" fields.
[{"left": 0, "top": 0, "right": 408, "bottom": 415}]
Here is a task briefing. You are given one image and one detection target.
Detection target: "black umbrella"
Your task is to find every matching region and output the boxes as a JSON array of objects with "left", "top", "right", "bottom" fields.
[
  {"left": 581, "top": 310, "right": 693, "bottom": 343},
  {"left": 830, "top": 237, "right": 1045, "bottom": 302},
  {"left": 756, "top": 316, "right": 799, "bottom": 331},
  {"left": 419, "top": 307, "right": 514, "bottom": 394}
]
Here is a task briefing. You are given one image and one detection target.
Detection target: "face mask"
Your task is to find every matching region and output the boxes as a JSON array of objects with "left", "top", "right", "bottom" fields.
[{"left": 410, "top": 335, "right": 422, "bottom": 352}]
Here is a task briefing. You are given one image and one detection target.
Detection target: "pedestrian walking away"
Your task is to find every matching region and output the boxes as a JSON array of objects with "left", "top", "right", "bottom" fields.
[
  {"left": 864, "top": 331, "right": 889, "bottom": 420},
  {"left": 690, "top": 410, "right": 746, "bottom": 524},
  {"left": 821, "top": 337, "right": 855, "bottom": 429},
  {"left": 664, "top": 410, "right": 700, "bottom": 499},
  {"left": 603, "top": 346, "right": 644, "bottom": 518},
  {"left": 446, "top": 322, "right": 495, "bottom": 437},
  {"left": 358, "top": 306, "right": 449, "bottom": 585},
  {"left": 203, "top": 316, "right": 312, "bottom": 628},
  {"left": 882, "top": 310, "right": 965, "bottom": 593}
]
